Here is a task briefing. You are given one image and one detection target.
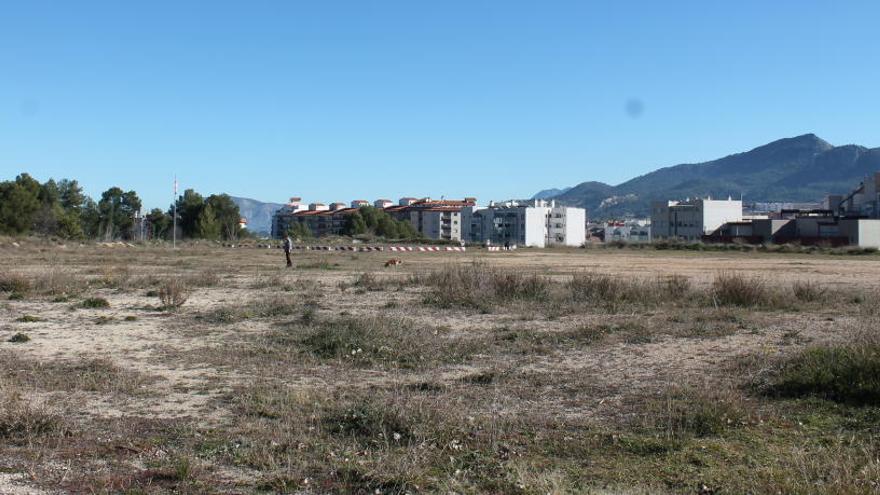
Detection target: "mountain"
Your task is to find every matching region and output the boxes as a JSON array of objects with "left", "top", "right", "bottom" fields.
[
  {"left": 532, "top": 187, "right": 572, "bottom": 199},
  {"left": 543, "top": 134, "right": 880, "bottom": 218},
  {"left": 231, "top": 196, "right": 285, "bottom": 235}
]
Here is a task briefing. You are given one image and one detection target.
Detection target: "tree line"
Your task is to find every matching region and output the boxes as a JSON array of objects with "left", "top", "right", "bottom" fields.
[
  {"left": 0, "top": 173, "right": 245, "bottom": 241},
  {"left": 285, "top": 205, "right": 421, "bottom": 240}
]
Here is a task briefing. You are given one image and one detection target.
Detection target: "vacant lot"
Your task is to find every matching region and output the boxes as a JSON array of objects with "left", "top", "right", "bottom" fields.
[{"left": 1, "top": 240, "right": 879, "bottom": 494}]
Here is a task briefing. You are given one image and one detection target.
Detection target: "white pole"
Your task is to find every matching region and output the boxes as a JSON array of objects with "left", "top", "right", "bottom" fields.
[{"left": 173, "top": 175, "right": 178, "bottom": 249}]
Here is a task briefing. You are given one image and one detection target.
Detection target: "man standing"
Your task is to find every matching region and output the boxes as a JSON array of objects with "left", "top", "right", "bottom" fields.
[{"left": 283, "top": 234, "right": 293, "bottom": 267}]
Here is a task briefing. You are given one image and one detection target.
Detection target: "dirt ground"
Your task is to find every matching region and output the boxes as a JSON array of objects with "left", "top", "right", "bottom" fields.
[{"left": 1, "top": 241, "right": 878, "bottom": 494}]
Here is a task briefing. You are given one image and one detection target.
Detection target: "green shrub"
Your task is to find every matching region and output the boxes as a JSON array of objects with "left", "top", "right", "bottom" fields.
[
  {"left": 15, "top": 315, "right": 41, "bottom": 323},
  {"left": 764, "top": 343, "right": 880, "bottom": 405},
  {"left": 8, "top": 333, "right": 30, "bottom": 343},
  {"left": 81, "top": 297, "right": 110, "bottom": 308},
  {"left": 644, "top": 386, "right": 749, "bottom": 438}
]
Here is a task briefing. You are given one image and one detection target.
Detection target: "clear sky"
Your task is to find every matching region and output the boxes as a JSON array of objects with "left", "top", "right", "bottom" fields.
[{"left": 2, "top": 1, "right": 878, "bottom": 210}]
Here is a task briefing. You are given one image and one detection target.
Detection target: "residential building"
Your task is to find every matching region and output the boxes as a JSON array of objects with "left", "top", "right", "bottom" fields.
[
  {"left": 602, "top": 220, "right": 651, "bottom": 243},
  {"left": 395, "top": 199, "right": 475, "bottom": 241},
  {"left": 464, "top": 199, "right": 586, "bottom": 247},
  {"left": 651, "top": 197, "right": 743, "bottom": 241},
  {"left": 272, "top": 196, "right": 476, "bottom": 241}
]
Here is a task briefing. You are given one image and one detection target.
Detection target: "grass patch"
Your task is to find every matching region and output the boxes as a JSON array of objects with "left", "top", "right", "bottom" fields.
[
  {"left": 0, "top": 391, "right": 66, "bottom": 443},
  {"left": 7, "top": 333, "right": 30, "bottom": 343},
  {"left": 80, "top": 297, "right": 110, "bottom": 308},
  {"left": 761, "top": 339, "right": 880, "bottom": 405},
  {"left": 421, "top": 263, "right": 549, "bottom": 310},
  {"left": 292, "top": 316, "right": 473, "bottom": 369},
  {"left": 642, "top": 386, "right": 752, "bottom": 439},
  {"left": 0, "top": 354, "right": 159, "bottom": 396},
  {"left": 15, "top": 315, "right": 41, "bottom": 323}
]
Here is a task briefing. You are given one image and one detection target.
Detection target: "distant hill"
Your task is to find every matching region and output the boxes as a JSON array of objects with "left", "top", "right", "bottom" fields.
[
  {"left": 542, "top": 134, "right": 880, "bottom": 218},
  {"left": 531, "top": 187, "right": 572, "bottom": 200},
  {"left": 230, "top": 196, "right": 285, "bottom": 235}
]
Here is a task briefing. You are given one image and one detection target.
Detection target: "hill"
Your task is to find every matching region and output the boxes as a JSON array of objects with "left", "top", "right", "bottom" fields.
[
  {"left": 230, "top": 196, "right": 285, "bottom": 236},
  {"left": 545, "top": 134, "right": 880, "bottom": 218}
]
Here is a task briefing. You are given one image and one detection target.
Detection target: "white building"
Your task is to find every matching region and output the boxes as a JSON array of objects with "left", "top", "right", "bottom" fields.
[
  {"left": 833, "top": 172, "right": 880, "bottom": 218},
  {"left": 651, "top": 198, "right": 742, "bottom": 241},
  {"left": 602, "top": 220, "right": 651, "bottom": 243},
  {"left": 463, "top": 199, "right": 586, "bottom": 247}
]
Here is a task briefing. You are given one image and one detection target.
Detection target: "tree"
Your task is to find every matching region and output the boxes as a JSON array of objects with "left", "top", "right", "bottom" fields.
[
  {"left": 97, "top": 187, "right": 142, "bottom": 240},
  {"left": 80, "top": 198, "right": 101, "bottom": 238},
  {"left": 146, "top": 208, "right": 172, "bottom": 240},
  {"left": 173, "top": 189, "right": 204, "bottom": 238},
  {"left": 288, "top": 222, "right": 312, "bottom": 240},
  {"left": 55, "top": 209, "right": 84, "bottom": 239},
  {"left": 205, "top": 194, "right": 242, "bottom": 240},
  {"left": 58, "top": 179, "right": 85, "bottom": 213},
  {"left": 343, "top": 212, "right": 368, "bottom": 236},
  {"left": 0, "top": 174, "right": 42, "bottom": 234},
  {"left": 196, "top": 202, "right": 221, "bottom": 240}
]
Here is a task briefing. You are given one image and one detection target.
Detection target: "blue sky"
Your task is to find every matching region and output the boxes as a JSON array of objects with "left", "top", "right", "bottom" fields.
[{"left": 1, "top": 1, "right": 878, "bottom": 209}]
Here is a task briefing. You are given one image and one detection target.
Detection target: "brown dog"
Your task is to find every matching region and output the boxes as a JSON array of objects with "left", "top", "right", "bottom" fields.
[{"left": 384, "top": 258, "right": 403, "bottom": 267}]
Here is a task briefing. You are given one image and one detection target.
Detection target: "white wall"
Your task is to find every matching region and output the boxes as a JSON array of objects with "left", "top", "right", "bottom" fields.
[
  {"left": 701, "top": 200, "right": 743, "bottom": 234},
  {"left": 561, "top": 207, "right": 586, "bottom": 246},
  {"left": 524, "top": 207, "right": 548, "bottom": 247}
]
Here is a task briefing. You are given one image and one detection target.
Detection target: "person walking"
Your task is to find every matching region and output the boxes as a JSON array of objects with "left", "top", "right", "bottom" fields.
[{"left": 282, "top": 234, "right": 293, "bottom": 267}]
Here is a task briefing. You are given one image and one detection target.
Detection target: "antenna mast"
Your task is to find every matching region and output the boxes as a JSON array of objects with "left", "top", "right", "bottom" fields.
[{"left": 173, "top": 175, "right": 178, "bottom": 249}]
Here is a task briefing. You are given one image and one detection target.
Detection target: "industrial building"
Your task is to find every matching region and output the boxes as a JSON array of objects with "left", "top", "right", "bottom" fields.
[
  {"left": 651, "top": 197, "right": 743, "bottom": 241},
  {"left": 702, "top": 173, "right": 880, "bottom": 248},
  {"left": 828, "top": 172, "right": 880, "bottom": 218}
]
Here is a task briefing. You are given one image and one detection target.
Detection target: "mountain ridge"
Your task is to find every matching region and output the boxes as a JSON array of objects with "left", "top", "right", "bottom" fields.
[
  {"left": 544, "top": 134, "right": 880, "bottom": 218},
  {"left": 230, "top": 196, "right": 285, "bottom": 235}
]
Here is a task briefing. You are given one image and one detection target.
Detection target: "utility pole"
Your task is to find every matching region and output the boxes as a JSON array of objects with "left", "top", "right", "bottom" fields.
[{"left": 173, "top": 175, "right": 178, "bottom": 249}]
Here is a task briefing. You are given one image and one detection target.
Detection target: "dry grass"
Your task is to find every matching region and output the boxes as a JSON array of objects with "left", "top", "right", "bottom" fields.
[
  {"left": 0, "top": 389, "right": 66, "bottom": 443},
  {"left": 3, "top": 243, "right": 880, "bottom": 494},
  {"left": 158, "top": 278, "right": 189, "bottom": 311}
]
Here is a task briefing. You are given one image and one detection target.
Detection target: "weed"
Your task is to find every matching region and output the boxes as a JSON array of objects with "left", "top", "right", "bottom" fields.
[
  {"left": 0, "top": 272, "right": 32, "bottom": 294},
  {"left": 158, "top": 279, "right": 189, "bottom": 311},
  {"left": 711, "top": 272, "right": 770, "bottom": 307},
  {"left": 81, "top": 297, "right": 110, "bottom": 308},
  {"left": 643, "top": 386, "right": 750, "bottom": 438},
  {"left": 15, "top": 315, "right": 41, "bottom": 323},
  {"left": 290, "top": 316, "right": 472, "bottom": 368},
  {"left": 0, "top": 392, "right": 65, "bottom": 443},
  {"left": 761, "top": 340, "right": 880, "bottom": 405},
  {"left": 8, "top": 333, "right": 30, "bottom": 343},
  {"left": 791, "top": 280, "right": 827, "bottom": 302}
]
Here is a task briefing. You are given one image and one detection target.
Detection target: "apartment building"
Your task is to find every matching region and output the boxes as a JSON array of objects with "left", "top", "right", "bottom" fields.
[
  {"left": 397, "top": 199, "right": 476, "bottom": 241},
  {"left": 273, "top": 196, "right": 476, "bottom": 241},
  {"left": 463, "top": 199, "right": 586, "bottom": 247},
  {"left": 651, "top": 197, "right": 743, "bottom": 241},
  {"left": 601, "top": 220, "right": 651, "bottom": 243}
]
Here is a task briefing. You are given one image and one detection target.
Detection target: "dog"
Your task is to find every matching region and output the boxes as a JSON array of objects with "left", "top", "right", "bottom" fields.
[{"left": 384, "top": 258, "right": 403, "bottom": 267}]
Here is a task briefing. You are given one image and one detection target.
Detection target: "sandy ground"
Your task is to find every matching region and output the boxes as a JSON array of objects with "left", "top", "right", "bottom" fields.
[{"left": 1, "top": 242, "right": 879, "bottom": 493}]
